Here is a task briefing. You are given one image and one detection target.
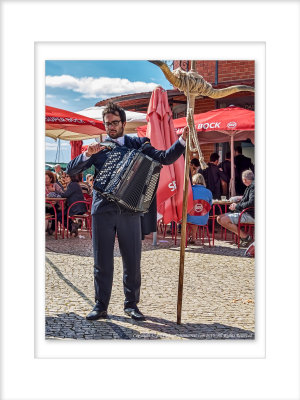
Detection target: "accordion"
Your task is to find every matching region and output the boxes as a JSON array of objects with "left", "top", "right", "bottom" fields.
[{"left": 93, "top": 141, "right": 162, "bottom": 213}]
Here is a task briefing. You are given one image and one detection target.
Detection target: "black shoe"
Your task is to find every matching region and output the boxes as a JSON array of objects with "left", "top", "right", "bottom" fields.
[
  {"left": 124, "top": 307, "right": 146, "bottom": 321},
  {"left": 71, "top": 222, "right": 79, "bottom": 237},
  {"left": 240, "top": 235, "right": 252, "bottom": 246},
  {"left": 86, "top": 302, "right": 108, "bottom": 320},
  {"left": 46, "top": 227, "right": 54, "bottom": 236}
]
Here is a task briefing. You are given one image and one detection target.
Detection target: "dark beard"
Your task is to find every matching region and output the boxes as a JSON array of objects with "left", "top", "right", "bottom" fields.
[{"left": 107, "top": 127, "right": 124, "bottom": 139}]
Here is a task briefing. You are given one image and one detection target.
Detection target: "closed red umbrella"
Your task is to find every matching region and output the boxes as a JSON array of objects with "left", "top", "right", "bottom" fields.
[
  {"left": 139, "top": 86, "right": 193, "bottom": 224},
  {"left": 70, "top": 140, "right": 83, "bottom": 159}
]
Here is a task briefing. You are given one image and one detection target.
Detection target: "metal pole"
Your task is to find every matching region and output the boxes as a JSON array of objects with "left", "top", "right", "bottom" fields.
[
  {"left": 229, "top": 135, "right": 236, "bottom": 197},
  {"left": 152, "top": 231, "right": 157, "bottom": 246}
]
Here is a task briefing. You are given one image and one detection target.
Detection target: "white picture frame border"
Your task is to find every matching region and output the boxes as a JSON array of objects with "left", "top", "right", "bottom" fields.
[
  {"left": 37, "top": 40, "right": 265, "bottom": 360},
  {"left": 1, "top": 1, "right": 299, "bottom": 399}
]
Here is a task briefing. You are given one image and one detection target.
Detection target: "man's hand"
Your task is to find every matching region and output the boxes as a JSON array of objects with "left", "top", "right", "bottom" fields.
[
  {"left": 86, "top": 142, "right": 106, "bottom": 157},
  {"left": 229, "top": 203, "right": 237, "bottom": 211},
  {"left": 181, "top": 126, "right": 189, "bottom": 141}
]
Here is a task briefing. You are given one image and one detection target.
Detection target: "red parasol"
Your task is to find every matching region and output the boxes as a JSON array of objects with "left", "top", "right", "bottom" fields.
[
  {"left": 138, "top": 106, "right": 254, "bottom": 144},
  {"left": 139, "top": 86, "right": 193, "bottom": 224},
  {"left": 173, "top": 106, "right": 254, "bottom": 144},
  {"left": 45, "top": 106, "right": 106, "bottom": 141}
]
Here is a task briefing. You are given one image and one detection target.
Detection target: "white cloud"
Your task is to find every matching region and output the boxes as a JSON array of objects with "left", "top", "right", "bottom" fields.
[
  {"left": 46, "top": 74, "right": 159, "bottom": 99},
  {"left": 46, "top": 94, "right": 55, "bottom": 99},
  {"left": 45, "top": 141, "right": 70, "bottom": 150}
]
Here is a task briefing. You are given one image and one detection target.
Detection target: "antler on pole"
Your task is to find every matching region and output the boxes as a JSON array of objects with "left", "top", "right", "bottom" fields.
[{"left": 148, "top": 60, "right": 254, "bottom": 324}]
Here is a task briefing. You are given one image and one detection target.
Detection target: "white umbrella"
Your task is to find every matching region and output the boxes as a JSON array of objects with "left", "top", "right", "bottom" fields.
[{"left": 76, "top": 106, "right": 147, "bottom": 134}]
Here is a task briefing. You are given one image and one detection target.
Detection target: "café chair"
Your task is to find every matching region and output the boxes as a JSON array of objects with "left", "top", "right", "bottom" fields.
[
  {"left": 157, "top": 219, "right": 179, "bottom": 244},
  {"left": 45, "top": 201, "right": 58, "bottom": 240},
  {"left": 236, "top": 207, "right": 255, "bottom": 248},
  {"left": 83, "top": 193, "right": 92, "bottom": 202},
  {"left": 186, "top": 223, "right": 211, "bottom": 247},
  {"left": 210, "top": 203, "right": 223, "bottom": 246},
  {"left": 66, "top": 200, "right": 92, "bottom": 238},
  {"left": 185, "top": 199, "right": 212, "bottom": 247}
]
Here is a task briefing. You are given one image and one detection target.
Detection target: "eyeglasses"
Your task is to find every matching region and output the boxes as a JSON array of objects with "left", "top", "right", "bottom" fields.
[{"left": 104, "top": 120, "right": 121, "bottom": 128}]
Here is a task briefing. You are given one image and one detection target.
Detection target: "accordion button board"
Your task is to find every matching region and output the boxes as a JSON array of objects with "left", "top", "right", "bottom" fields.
[{"left": 94, "top": 145, "right": 162, "bottom": 213}]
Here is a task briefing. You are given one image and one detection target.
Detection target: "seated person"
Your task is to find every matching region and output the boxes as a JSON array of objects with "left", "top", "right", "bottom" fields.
[
  {"left": 77, "top": 172, "right": 92, "bottom": 196},
  {"left": 49, "top": 173, "right": 87, "bottom": 237},
  {"left": 54, "top": 164, "right": 67, "bottom": 190},
  {"left": 217, "top": 170, "right": 255, "bottom": 246},
  {"left": 86, "top": 174, "right": 94, "bottom": 190},
  {"left": 190, "top": 158, "right": 200, "bottom": 176},
  {"left": 45, "top": 171, "right": 63, "bottom": 235},
  {"left": 45, "top": 170, "right": 63, "bottom": 197},
  {"left": 187, "top": 173, "right": 213, "bottom": 244}
]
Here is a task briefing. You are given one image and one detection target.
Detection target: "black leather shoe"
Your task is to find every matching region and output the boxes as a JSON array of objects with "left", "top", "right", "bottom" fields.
[
  {"left": 240, "top": 235, "right": 252, "bottom": 246},
  {"left": 124, "top": 307, "right": 146, "bottom": 321},
  {"left": 86, "top": 302, "right": 108, "bottom": 320},
  {"left": 71, "top": 222, "right": 79, "bottom": 237}
]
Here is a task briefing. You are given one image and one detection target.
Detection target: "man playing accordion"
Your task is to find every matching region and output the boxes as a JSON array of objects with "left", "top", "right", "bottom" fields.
[{"left": 66, "top": 102, "right": 187, "bottom": 321}]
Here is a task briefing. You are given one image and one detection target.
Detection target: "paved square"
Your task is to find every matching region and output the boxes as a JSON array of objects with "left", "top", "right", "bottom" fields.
[{"left": 45, "top": 230, "right": 255, "bottom": 340}]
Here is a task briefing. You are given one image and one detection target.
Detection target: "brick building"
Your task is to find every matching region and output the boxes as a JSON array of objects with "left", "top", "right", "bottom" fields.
[{"left": 95, "top": 60, "right": 255, "bottom": 163}]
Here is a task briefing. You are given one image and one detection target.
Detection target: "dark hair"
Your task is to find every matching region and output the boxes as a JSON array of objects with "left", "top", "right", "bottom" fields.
[
  {"left": 77, "top": 172, "right": 83, "bottom": 182},
  {"left": 45, "top": 170, "right": 56, "bottom": 183},
  {"left": 66, "top": 174, "right": 80, "bottom": 183},
  {"left": 102, "top": 102, "right": 126, "bottom": 123},
  {"left": 67, "top": 174, "right": 80, "bottom": 182},
  {"left": 226, "top": 152, "right": 231, "bottom": 159},
  {"left": 210, "top": 152, "right": 220, "bottom": 162},
  {"left": 190, "top": 158, "right": 200, "bottom": 167},
  {"left": 235, "top": 146, "right": 242, "bottom": 154}
]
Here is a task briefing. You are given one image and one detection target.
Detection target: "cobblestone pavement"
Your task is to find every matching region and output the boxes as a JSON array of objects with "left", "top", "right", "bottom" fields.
[{"left": 45, "top": 229, "right": 255, "bottom": 340}]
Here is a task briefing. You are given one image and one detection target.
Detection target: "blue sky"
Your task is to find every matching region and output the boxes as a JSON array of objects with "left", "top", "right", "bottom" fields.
[{"left": 45, "top": 60, "right": 172, "bottom": 163}]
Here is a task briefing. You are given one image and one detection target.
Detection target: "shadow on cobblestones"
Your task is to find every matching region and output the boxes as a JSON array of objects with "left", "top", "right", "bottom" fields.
[
  {"left": 46, "top": 256, "right": 94, "bottom": 307},
  {"left": 110, "top": 315, "right": 255, "bottom": 340},
  {"left": 45, "top": 312, "right": 254, "bottom": 340},
  {"left": 46, "top": 313, "right": 141, "bottom": 340},
  {"left": 168, "top": 244, "right": 247, "bottom": 258}
]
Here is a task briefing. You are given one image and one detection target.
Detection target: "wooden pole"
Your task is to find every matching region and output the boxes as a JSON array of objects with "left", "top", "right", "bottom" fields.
[
  {"left": 177, "top": 92, "right": 196, "bottom": 324},
  {"left": 147, "top": 59, "right": 254, "bottom": 324}
]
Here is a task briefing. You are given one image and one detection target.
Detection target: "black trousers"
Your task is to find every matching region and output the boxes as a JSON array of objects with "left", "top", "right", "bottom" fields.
[{"left": 92, "top": 211, "right": 142, "bottom": 310}]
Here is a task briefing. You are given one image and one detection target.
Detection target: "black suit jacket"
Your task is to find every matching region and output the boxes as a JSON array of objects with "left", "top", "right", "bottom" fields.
[
  {"left": 234, "top": 154, "right": 254, "bottom": 195},
  {"left": 200, "top": 163, "right": 228, "bottom": 199},
  {"left": 66, "top": 135, "right": 185, "bottom": 215}
]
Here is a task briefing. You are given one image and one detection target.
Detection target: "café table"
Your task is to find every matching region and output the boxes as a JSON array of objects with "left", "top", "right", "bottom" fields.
[
  {"left": 45, "top": 197, "right": 67, "bottom": 238},
  {"left": 211, "top": 199, "right": 233, "bottom": 246}
]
